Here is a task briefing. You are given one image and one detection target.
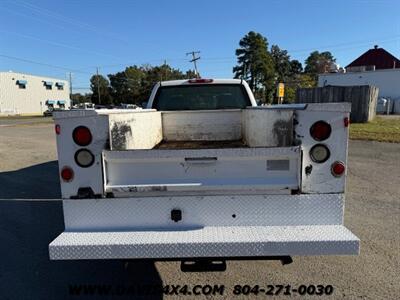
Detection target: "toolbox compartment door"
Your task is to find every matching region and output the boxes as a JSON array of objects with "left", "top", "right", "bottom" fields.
[{"left": 103, "top": 146, "right": 301, "bottom": 197}]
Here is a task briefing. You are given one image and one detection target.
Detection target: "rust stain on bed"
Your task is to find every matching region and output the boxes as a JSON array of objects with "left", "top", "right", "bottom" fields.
[
  {"left": 273, "top": 119, "right": 293, "bottom": 147},
  {"left": 111, "top": 122, "right": 132, "bottom": 150}
]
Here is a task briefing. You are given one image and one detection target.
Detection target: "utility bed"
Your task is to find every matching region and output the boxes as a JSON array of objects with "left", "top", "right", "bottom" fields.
[{"left": 50, "top": 79, "right": 359, "bottom": 263}]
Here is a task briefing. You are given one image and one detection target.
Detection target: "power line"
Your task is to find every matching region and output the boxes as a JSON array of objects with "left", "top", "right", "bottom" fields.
[
  {"left": 189, "top": 36, "right": 400, "bottom": 62},
  {"left": 174, "top": 35, "right": 400, "bottom": 64},
  {"left": 0, "top": 29, "right": 121, "bottom": 59},
  {"left": 287, "top": 35, "right": 400, "bottom": 54},
  {"left": 0, "top": 6, "right": 72, "bottom": 33},
  {"left": 75, "top": 57, "right": 191, "bottom": 71},
  {"left": 0, "top": 54, "right": 91, "bottom": 74},
  {"left": 76, "top": 35, "right": 400, "bottom": 71},
  {"left": 11, "top": 0, "right": 131, "bottom": 45}
]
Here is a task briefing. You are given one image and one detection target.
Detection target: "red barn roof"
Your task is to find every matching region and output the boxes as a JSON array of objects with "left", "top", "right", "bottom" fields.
[{"left": 346, "top": 45, "right": 400, "bottom": 70}]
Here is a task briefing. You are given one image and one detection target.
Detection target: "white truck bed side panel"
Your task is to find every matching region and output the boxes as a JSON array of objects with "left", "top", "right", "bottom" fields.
[
  {"left": 304, "top": 102, "right": 351, "bottom": 112},
  {"left": 161, "top": 110, "right": 242, "bottom": 141},
  {"left": 55, "top": 115, "right": 109, "bottom": 198},
  {"left": 243, "top": 109, "right": 293, "bottom": 147},
  {"left": 108, "top": 111, "right": 162, "bottom": 150},
  {"left": 53, "top": 108, "right": 156, "bottom": 119},
  {"left": 295, "top": 109, "right": 349, "bottom": 193}
]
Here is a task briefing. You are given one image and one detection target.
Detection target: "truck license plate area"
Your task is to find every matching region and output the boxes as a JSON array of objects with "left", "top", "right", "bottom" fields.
[{"left": 103, "top": 147, "right": 301, "bottom": 197}]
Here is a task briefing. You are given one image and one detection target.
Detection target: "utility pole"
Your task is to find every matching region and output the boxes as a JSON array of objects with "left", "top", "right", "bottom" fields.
[
  {"left": 96, "top": 67, "right": 101, "bottom": 104},
  {"left": 68, "top": 72, "right": 73, "bottom": 95},
  {"left": 186, "top": 51, "right": 201, "bottom": 78},
  {"left": 68, "top": 72, "right": 73, "bottom": 107},
  {"left": 163, "top": 59, "right": 167, "bottom": 81}
]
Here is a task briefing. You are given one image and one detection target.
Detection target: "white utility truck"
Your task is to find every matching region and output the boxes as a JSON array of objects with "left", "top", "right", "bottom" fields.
[{"left": 50, "top": 78, "right": 359, "bottom": 271}]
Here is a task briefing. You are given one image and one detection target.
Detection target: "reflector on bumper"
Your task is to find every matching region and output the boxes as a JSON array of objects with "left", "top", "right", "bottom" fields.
[{"left": 49, "top": 225, "right": 359, "bottom": 260}]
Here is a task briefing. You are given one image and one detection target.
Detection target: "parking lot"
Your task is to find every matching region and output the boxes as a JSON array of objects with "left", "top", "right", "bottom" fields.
[{"left": 0, "top": 120, "right": 399, "bottom": 299}]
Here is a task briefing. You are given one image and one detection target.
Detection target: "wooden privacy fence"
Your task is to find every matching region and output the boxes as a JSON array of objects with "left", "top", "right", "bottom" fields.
[{"left": 296, "top": 85, "right": 379, "bottom": 123}]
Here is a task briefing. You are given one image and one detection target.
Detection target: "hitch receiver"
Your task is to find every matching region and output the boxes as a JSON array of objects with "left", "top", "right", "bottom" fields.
[
  {"left": 180, "top": 256, "right": 292, "bottom": 272},
  {"left": 181, "top": 259, "right": 227, "bottom": 272}
]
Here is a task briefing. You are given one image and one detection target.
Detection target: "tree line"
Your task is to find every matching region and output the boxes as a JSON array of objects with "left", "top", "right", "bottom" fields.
[
  {"left": 233, "top": 31, "right": 335, "bottom": 102},
  {"left": 83, "top": 31, "right": 335, "bottom": 105},
  {"left": 79, "top": 64, "right": 196, "bottom": 106}
]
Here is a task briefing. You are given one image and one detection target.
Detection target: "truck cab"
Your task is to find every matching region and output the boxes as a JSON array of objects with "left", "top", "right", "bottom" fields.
[
  {"left": 49, "top": 78, "right": 359, "bottom": 270},
  {"left": 147, "top": 78, "right": 257, "bottom": 110}
]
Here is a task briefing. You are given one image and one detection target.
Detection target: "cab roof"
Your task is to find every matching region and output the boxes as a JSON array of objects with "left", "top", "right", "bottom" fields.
[{"left": 159, "top": 78, "right": 244, "bottom": 86}]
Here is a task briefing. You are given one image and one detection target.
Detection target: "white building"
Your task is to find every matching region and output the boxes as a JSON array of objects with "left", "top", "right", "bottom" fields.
[
  {"left": 0, "top": 71, "right": 70, "bottom": 115},
  {"left": 318, "top": 68, "right": 400, "bottom": 100},
  {"left": 318, "top": 46, "right": 400, "bottom": 100}
]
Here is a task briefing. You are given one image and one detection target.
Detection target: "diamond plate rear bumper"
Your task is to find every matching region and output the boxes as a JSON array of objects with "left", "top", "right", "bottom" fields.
[{"left": 49, "top": 225, "right": 359, "bottom": 260}]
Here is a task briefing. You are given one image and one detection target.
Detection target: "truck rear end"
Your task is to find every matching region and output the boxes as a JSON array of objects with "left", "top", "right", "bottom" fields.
[{"left": 49, "top": 79, "right": 359, "bottom": 267}]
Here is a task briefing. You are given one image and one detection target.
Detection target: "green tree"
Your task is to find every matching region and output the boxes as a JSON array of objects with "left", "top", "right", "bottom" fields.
[
  {"left": 108, "top": 66, "right": 145, "bottom": 105},
  {"left": 143, "top": 64, "right": 186, "bottom": 83},
  {"left": 70, "top": 93, "right": 92, "bottom": 105},
  {"left": 269, "top": 46, "right": 305, "bottom": 103},
  {"left": 106, "top": 64, "right": 195, "bottom": 106},
  {"left": 304, "top": 51, "right": 335, "bottom": 80},
  {"left": 289, "top": 59, "right": 303, "bottom": 76},
  {"left": 283, "top": 60, "right": 304, "bottom": 103},
  {"left": 233, "top": 31, "right": 275, "bottom": 101},
  {"left": 185, "top": 69, "right": 197, "bottom": 79},
  {"left": 140, "top": 64, "right": 188, "bottom": 102},
  {"left": 90, "top": 74, "right": 112, "bottom": 105},
  {"left": 270, "top": 45, "right": 291, "bottom": 82},
  {"left": 284, "top": 74, "right": 316, "bottom": 103}
]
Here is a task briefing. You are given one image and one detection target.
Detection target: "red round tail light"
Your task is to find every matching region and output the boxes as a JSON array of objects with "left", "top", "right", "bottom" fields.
[
  {"left": 331, "top": 161, "right": 345, "bottom": 177},
  {"left": 310, "top": 121, "right": 331, "bottom": 141},
  {"left": 61, "top": 166, "right": 74, "bottom": 182},
  {"left": 344, "top": 117, "right": 349, "bottom": 127},
  {"left": 55, "top": 124, "right": 61, "bottom": 135},
  {"left": 72, "top": 126, "right": 92, "bottom": 146}
]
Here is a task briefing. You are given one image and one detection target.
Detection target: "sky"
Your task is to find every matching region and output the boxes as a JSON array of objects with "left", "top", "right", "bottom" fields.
[{"left": 1, "top": 0, "right": 399, "bottom": 93}]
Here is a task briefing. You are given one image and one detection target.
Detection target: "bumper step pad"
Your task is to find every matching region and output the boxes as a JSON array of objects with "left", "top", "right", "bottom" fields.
[{"left": 49, "top": 225, "right": 359, "bottom": 260}]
